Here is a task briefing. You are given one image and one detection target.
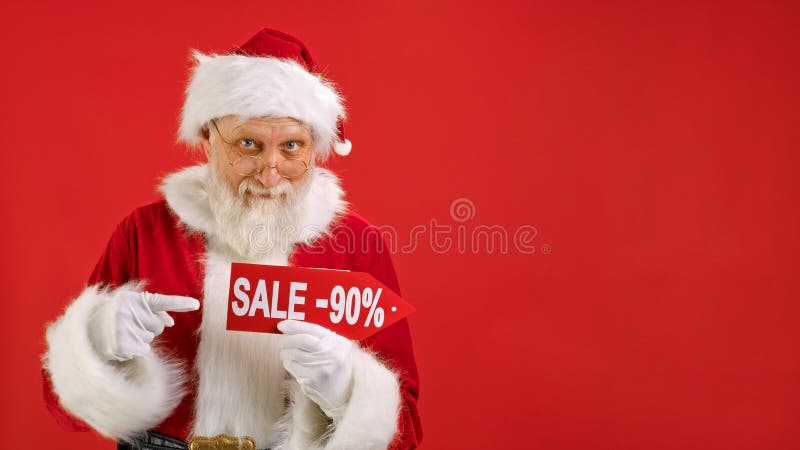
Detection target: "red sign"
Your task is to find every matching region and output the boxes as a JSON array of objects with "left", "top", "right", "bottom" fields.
[{"left": 226, "top": 263, "right": 416, "bottom": 340}]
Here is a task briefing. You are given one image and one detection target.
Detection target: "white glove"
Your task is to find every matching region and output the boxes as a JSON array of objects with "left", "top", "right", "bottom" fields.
[
  {"left": 89, "top": 288, "right": 200, "bottom": 362},
  {"left": 278, "top": 320, "right": 354, "bottom": 417}
]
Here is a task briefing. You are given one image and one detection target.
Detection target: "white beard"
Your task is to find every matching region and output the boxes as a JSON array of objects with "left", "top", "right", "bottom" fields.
[{"left": 204, "top": 162, "right": 313, "bottom": 261}]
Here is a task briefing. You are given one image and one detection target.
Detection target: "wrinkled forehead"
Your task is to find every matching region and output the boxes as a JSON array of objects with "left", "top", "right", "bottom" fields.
[{"left": 216, "top": 115, "right": 312, "bottom": 139}]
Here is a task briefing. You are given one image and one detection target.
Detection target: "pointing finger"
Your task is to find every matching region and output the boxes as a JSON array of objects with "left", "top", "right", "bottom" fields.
[{"left": 145, "top": 293, "right": 200, "bottom": 313}]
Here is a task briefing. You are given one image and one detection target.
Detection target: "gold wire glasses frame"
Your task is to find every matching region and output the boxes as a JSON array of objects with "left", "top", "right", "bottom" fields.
[{"left": 210, "top": 120, "right": 311, "bottom": 180}]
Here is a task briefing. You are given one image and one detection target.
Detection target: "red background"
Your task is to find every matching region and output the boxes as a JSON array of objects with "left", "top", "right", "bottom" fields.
[{"left": 2, "top": 1, "right": 798, "bottom": 448}]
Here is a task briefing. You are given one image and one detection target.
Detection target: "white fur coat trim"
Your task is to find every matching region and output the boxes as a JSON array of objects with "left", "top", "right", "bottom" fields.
[
  {"left": 43, "top": 284, "right": 185, "bottom": 442},
  {"left": 160, "top": 164, "right": 346, "bottom": 246},
  {"left": 279, "top": 346, "right": 402, "bottom": 450},
  {"left": 179, "top": 52, "right": 345, "bottom": 159}
]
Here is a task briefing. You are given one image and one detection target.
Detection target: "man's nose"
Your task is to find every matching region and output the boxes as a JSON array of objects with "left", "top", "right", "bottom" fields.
[{"left": 254, "top": 150, "right": 283, "bottom": 188}]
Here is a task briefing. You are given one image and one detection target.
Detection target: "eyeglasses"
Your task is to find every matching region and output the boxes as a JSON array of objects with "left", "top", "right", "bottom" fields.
[{"left": 210, "top": 120, "right": 311, "bottom": 179}]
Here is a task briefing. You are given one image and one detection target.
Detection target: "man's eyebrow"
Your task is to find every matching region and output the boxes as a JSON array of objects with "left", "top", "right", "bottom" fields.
[{"left": 279, "top": 133, "right": 310, "bottom": 141}]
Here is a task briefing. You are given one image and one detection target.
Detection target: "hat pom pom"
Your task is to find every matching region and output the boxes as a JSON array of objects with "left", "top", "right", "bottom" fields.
[{"left": 333, "top": 139, "right": 352, "bottom": 156}]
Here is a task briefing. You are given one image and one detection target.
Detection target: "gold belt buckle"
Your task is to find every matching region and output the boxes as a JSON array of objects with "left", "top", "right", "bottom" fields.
[{"left": 188, "top": 434, "right": 256, "bottom": 450}]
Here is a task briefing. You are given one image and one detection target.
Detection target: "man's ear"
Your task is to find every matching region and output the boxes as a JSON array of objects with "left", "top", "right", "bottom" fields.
[{"left": 200, "top": 128, "right": 211, "bottom": 159}]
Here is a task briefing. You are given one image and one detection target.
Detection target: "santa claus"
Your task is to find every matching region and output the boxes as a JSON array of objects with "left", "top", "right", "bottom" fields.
[{"left": 41, "top": 28, "right": 422, "bottom": 450}]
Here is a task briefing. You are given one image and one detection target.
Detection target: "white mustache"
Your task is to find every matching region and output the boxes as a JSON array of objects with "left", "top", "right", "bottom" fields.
[{"left": 238, "top": 178, "right": 294, "bottom": 198}]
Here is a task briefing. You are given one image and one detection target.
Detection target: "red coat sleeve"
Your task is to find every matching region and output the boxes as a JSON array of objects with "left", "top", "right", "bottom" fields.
[
  {"left": 42, "top": 215, "right": 138, "bottom": 431},
  {"left": 358, "top": 226, "right": 424, "bottom": 449}
]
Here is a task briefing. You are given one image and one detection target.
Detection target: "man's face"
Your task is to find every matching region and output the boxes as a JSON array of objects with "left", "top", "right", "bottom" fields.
[{"left": 202, "top": 116, "right": 314, "bottom": 203}]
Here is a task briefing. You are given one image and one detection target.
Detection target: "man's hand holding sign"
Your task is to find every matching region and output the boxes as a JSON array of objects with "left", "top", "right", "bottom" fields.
[
  {"left": 226, "top": 263, "right": 415, "bottom": 419},
  {"left": 278, "top": 320, "right": 355, "bottom": 419}
]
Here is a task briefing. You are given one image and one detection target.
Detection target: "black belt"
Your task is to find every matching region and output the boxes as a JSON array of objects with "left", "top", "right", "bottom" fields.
[
  {"left": 117, "top": 432, "right": 186, "bottom": 450},
  {"left": 117, "top": 431, "right": 271, "bottom": 450}
]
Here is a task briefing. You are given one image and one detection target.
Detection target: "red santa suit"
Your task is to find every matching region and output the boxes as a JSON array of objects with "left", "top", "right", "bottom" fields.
[{"left": 43, "top": 164, "right": 422, "bottom": 449}]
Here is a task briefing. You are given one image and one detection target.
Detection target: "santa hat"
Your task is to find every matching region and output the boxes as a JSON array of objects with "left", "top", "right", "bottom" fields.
[{"left": 179, "top": 28, "right": 352, "bottom": 157}]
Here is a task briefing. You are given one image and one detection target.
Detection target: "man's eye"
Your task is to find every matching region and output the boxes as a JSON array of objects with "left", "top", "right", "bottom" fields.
[
  {"left": 239, "top": 139, "right": 256, "bottom": 148},
  {"left": 284, "top": 141, "right": 300, "bottom": 151}
]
